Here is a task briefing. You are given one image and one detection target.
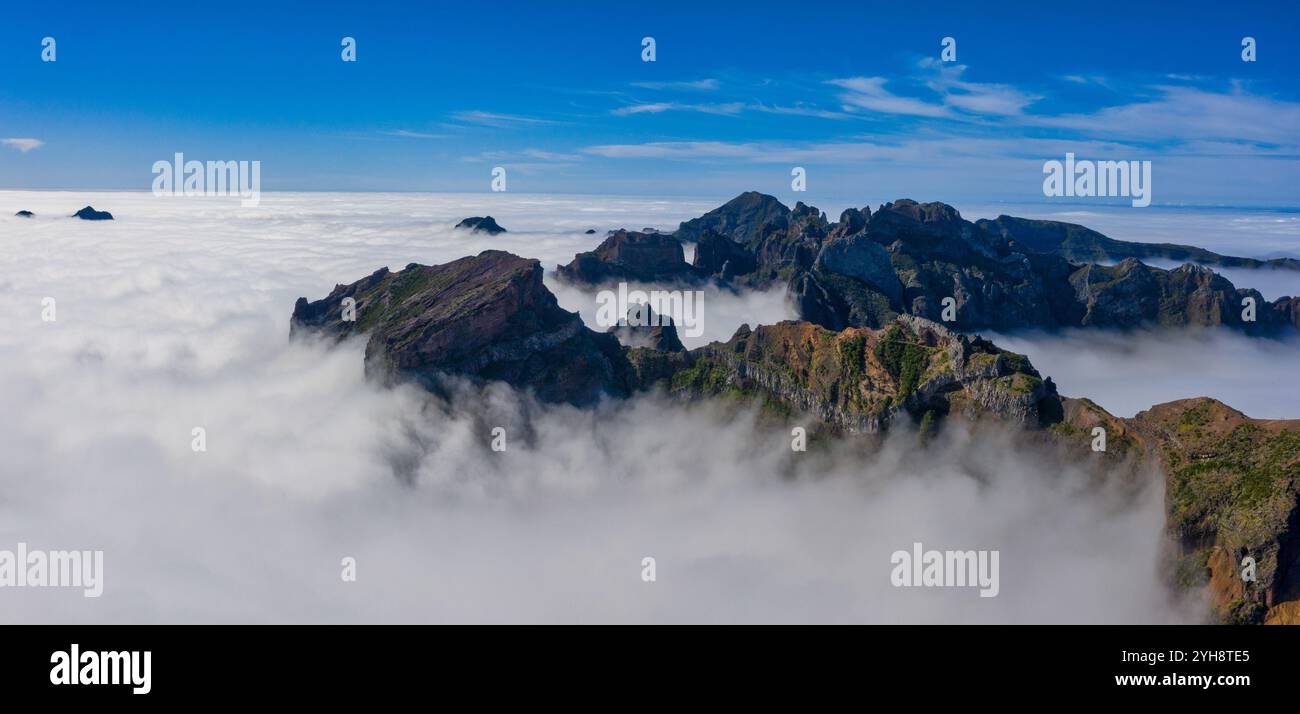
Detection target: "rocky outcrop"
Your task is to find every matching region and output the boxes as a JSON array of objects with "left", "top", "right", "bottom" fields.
[
  {"left": 73, "top": 206, "right": 113, "bottom": 220},
  {"left": 1067, "top": 259, "right": 1290, "bottom": 330},
  {"left": 816, "top": 232, "right": 903, "bottom": 304},
  {"left": 557, "top": 230, "right": 703, "bottom": 285},
  {"left": 1134, "top": 400, "right": 1299, "bottom": 624},
  {"left": 454, "top": 216, "right": 506, "bottom": 235},
  {"left": 666, "top": 192, "right": 1297, "bottom": 334},
  {"left": 290, "top": 250, "right": 634, "bottom": 406},
  {"left": 669, "top": 314, "right": 1059, "bottom": 434},
  {"left": 1044, "top": 395, "right": 1300, "bottom": 624},
  {"left": 675, "top": 191, "right": 791, "bottom": 244},
  {"left": 15, "top": 210, "right": 33, "bottom": 217},
  {"left": 607, "top": 304, "right": 685, "bottom": 352},
  {"left": 691, "top": 229, "right": 758, "bottom": 280},
  {"left": 978, "top": 215, "right": 1300, "bottom": 271}
]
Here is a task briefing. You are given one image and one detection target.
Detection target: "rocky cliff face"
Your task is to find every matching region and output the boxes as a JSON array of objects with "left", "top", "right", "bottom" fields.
[
  {"left": 291, "top": 250, "right": 634, "bottom": 406},
  {"left": 551, "top": 192, "right": 1295, "bottom": 335},
  {"left": 1131, "top": 399, "right": 1300, "bottom": 624},
  {"left": 666, "top": 314, "right": 1059, "bottom": 434},
  {"left": 1047, "top": 395, "right": 1300, "bottom": 624},
  {"left": 557, "top": 229, "right": 703, "bottom": 284},
  {"left": 675, "top": 190, "right": 791, "bottom": 244}
]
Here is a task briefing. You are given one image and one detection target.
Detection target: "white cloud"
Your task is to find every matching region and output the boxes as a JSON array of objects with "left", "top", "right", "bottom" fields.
[
  {"left": 0, "top": 191, "right": 1212, "bottom": 623},
  {"left": 382, "top": 129, "right": 445, "bottom": 139},
  {"left": 612, "top": 102, "right": 745, "bottom": 116},
  {"left": 1030, "top": 85, "right": 1300, "bottom": 146},
  {"left": 828, "top": 77, "right": 953, "bottom": 118},
  {"left": 922, "top": 61, "right": 1042, "bottom": 116},
  {"left": 448, "top": 110, "right": 560, "bottom": 127},
  {"left": 2, "top": 138, "right": 44, "bottom": 153},
  {"left": 631, "top": 78, "right": 720, "bottom": 91}
]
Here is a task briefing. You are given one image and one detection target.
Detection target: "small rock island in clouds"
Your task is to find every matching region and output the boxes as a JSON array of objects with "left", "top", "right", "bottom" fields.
[{"left": 454, "top": 215, "right": 506, "bottom": 235}]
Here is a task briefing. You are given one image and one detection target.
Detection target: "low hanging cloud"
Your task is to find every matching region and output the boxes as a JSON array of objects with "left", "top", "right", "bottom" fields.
[
  {"left": 0, "top": 192, "right": 1206, "bottom": 623},
  {"left": 985, "top": 328, "right": 1300, "bottom": 420}
]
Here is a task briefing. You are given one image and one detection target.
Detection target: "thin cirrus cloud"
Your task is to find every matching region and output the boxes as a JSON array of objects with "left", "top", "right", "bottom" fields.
[
  {"left": 829, "top": 62, "right": 1041, "bottom": 119},
  {"left": 612, "top": 101, "right": 851, "bottom": 119},
  {"left": 1029, "top": 85, "right": 1300, "bottom": 147},
  {"left": 828, "top": 77, "right": 954, "bottom": 118},
  {"left": 581, "top": 136, "right": 1136, "bottom": 164},
  {"left": 630, "top": 78, "right": 720, "bottom": 91},
  {"left": 922, "top": 60, "right": 1043, "bottom": 116},
  {"left": 468, "top": 148, "right": 584, "bottom": 163},
  {"left": 611, "top": 101, "right": 746, "bottom": 116},
  {"left": 2, "top": 138, "right": 44, "bottom": 152},
  {"left": 448, "top": 110, "right": 562, "bottom": 128},
  {"left": 382, "top": 129, "right": 446, "bottom": 139}
]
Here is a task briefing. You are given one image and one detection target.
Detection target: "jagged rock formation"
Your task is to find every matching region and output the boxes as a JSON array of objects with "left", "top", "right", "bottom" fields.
[
  {"left": 15, "top": 210, "right": 34, "bottom": 217},
  {"left": 454, "top": 216, "right": 506, "bottom": 235},
  {"left": 668, "top": 192, "right": 1297, "bottom": 334},
  {"left": 293, "top": 243, "right": 1300, "bottom": 625},
  {"left": 607, "top": 304, "right": 685, "bottom": 352},
  {"left": 290, "top": 250, "right": 632, "bottom": 406},
  {"left": 294, "top": 251, "right": 1057, "bottom": 430},
  {"left": 539, "top": 192, "right": 1296, "bottom": 333},
  {"left": 675, "top": 191, "right": 791, "bottom": 244},
  {"left": 666, "top": 315, "right": 1059, "bottom": 434},
  {"left": 72, "top": 206, "right": 113, "bottom": 220},
  {"left": 557, "top": 229, "right": 704, "bottom": 284}
]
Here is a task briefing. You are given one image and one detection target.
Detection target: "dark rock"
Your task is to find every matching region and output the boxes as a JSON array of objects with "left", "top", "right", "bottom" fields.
[
  {"left": 73, "top": 206, "right": 113, "bottom": 220},
  {"left": 15, "top": 210, "right": 34, "bottom": 217},
  {"left": 557, "top": 230, "right": 702, "bottom": 285},
  {"left": 585, "top": 229, "right": 596, "bottom": 234},
  {"left": 671, "top": 315, "right": 1059, "bottom": 433},
  {"left": 607, "top": 304, "right": 685, "bottom": 352},
  {"left": 290, "top": 250, "right": 633, "bottom": 406},
  {"left": 675, "top": 191, "right": 791, "bottom": 244},
  {"left": 816, "top": 232, "right": 903, "bottom": 304},
  {"left": 454, "top": 216, "right": 506, "bottom": 235},
  {"left": 978, "top": 215, "right": 1300, "bottom": 272},
  {"left": 692, "top": 229, "right": 757, "bottom": 279}
]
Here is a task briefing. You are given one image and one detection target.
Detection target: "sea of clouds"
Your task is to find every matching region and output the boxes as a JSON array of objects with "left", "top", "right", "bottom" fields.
[{"left": 5, "top": 190, "right": 1290, "bottom": 623}]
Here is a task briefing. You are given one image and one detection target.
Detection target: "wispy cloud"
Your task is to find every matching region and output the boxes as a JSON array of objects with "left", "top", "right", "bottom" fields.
[
  {"left": 921, "top": 60, "right": 1041, "bottom": 116},
  {"left": 830, "top": 61, "right": 1041, "bottom": 119},
  {"left": 2, "top": 138, "right": 44, "bottom": 153},
  {"left": 448, "top": 110, "right": 561, "bottom": 128},
  {"left": 1030, "top": 85, "right": 1300, "bottom": 146},
  {"left": 631, "top": 78, "right": 720, "bottom": 91},
  {"left": 828, "top": 77, "right": 952, "bottom": 118},
  {"left": 1061, "top": 74, "right": 1111, "bottom": 87},
  {"left": 467, "top": 148, "right": 584, "bottom": 163},
  {"left": 582, "top": 136, "right": 1138, "bottom": 164},
  {"left": 381, "top": 129, "right": 446, "bottom": 139},
  {"left": 611, "top": 102, "right": 745, "bottom": 116}
]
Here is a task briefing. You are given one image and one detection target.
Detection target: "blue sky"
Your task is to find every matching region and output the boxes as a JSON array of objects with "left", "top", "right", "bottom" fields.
[{"left": 2, "top": 0, "right": 1298, "bottom": 206}]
